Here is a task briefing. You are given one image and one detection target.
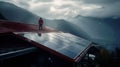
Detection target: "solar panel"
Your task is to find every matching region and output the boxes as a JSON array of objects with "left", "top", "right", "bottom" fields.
[{"left": 22, "top": 32, "right": 92, "bottom": 61}]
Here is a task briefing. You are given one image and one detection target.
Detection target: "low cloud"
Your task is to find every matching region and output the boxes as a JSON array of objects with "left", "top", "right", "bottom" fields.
[
  {"left": 82, "top": 0, "right": 119, "bottom": 4},
  {"left": 0, "top": 0, "right": 120, "bottom": 19}
]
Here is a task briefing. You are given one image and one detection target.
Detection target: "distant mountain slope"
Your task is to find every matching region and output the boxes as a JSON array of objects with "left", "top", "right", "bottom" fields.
[
  {"left": 0, "top": 1, "right": 39, "bottom": 24},
  {"left": 44, "top": 19, "right": 90, "bottom": 39},
  {"left": 71, "top": 15, "right": 120, "bottom": 51}
]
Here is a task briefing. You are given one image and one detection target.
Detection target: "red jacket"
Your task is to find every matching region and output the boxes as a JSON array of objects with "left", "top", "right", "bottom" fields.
[{"left": 39, "top": 18, "right": 43, "bottom": 25}]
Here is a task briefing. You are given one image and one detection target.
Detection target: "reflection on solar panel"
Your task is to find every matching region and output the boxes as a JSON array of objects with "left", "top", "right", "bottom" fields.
[{"left": 22, "top": 32, "right": 92, "bottom": 61}]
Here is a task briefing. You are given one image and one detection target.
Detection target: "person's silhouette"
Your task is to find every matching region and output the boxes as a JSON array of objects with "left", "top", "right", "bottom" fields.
[{"left": 38, "top": 17, "right": 43, "bottom": 30}]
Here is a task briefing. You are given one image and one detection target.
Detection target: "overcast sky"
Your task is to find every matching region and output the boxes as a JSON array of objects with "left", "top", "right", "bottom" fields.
[{"left": 0, "top": 0, "right": 120, "bottom": 19}]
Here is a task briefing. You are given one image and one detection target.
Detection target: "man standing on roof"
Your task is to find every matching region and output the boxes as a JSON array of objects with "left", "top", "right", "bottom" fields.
[{"left": 38, "top": 17, "right": 43, "bottom": 30}]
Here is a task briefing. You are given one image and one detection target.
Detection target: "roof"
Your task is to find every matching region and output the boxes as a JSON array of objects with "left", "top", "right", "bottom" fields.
[
  {"left": 0, "top": 20, "right": 94, "bottom": 63},
  {"left": 0, "top": 32, "right": 37, "bottom": 60},
  {"left": 0, "top": 20, "right": 56, "bottom": 33}
]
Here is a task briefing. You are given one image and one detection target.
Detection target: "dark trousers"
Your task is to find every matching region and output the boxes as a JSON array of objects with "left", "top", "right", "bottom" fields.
[{"left": 39, "top": 24, "right": 43, "bottom": 30}]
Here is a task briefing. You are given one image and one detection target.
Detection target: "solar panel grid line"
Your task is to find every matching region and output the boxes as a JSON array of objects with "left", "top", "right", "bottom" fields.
[
  {"left": 50, "top": 32, "right": 92, "bottom": 58},
  {"left": 24, "top": 33, "right": 77, "bottom": 58},
  {"left": 38, "top": 33, "right": 81, "bottom": 58},
  {"left": 53, "top": 32, "right": 92, "bottom": 47}
]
